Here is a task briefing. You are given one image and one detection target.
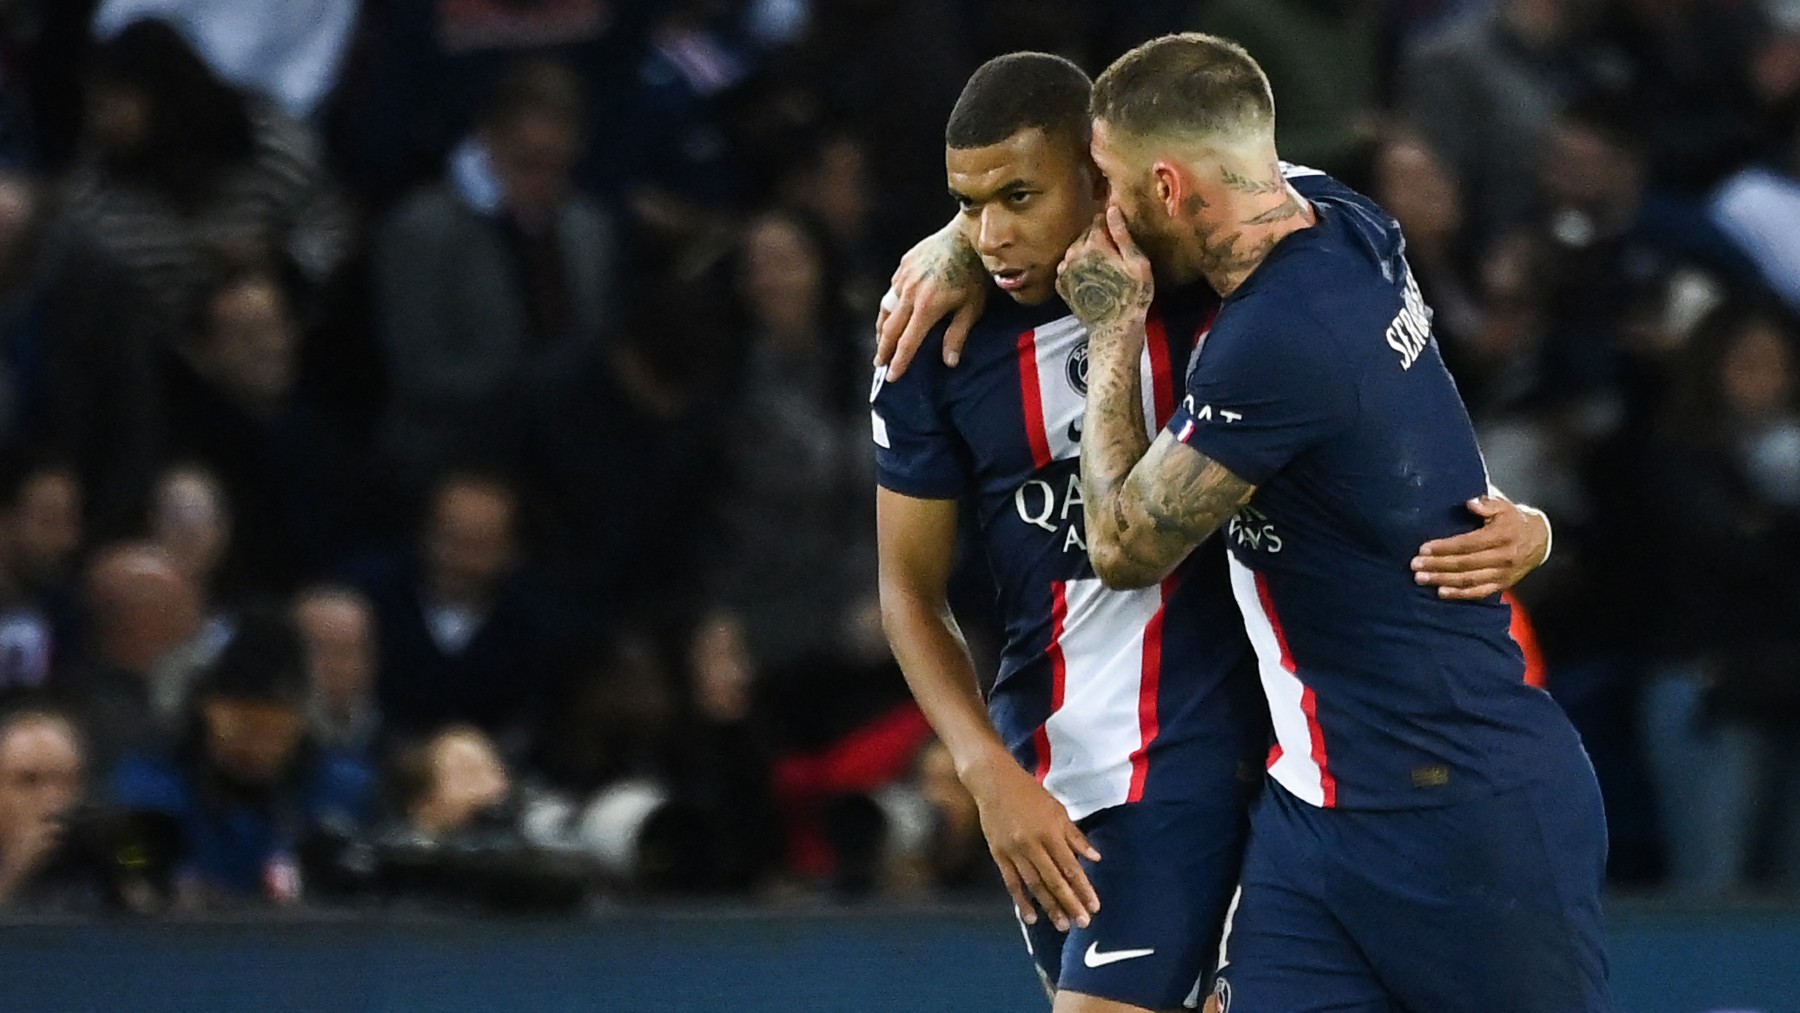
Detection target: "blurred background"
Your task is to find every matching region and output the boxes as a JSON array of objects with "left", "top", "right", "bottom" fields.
[{"left": 0, "top": 0, "right": 1796, "bottom": 1009}]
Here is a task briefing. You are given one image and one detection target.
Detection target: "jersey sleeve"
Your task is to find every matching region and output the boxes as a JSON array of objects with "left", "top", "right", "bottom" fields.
[
  {"left": 870, "top": 348, "right": 967, "bottom": 500},
  {"left": 1164, "top": 297, "right": 1358, "bottom": 486}
]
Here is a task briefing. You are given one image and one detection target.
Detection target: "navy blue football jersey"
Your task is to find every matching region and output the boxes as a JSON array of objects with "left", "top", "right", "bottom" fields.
[
  {"left": 1166, "top": 167, "right": 1587, "bottom": 810},
  {"left": 874, "top": 287, "right": 1263, "bottom": 820}
]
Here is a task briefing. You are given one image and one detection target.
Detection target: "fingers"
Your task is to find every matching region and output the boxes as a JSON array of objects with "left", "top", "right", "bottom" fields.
[
  {"left": 1434, "top": 581, "right": 1507, "bottom": 601},
  {"left": 1416, "top": 524, "right": 1508, "bottom": 559},
  {"left": 1413, "top": 546, "right": 1515, "bottom": 576},
  {"left": 890, "top": 294, "right": 946, "bottom": 379},
  {"left": 1049, "top": 835, "right": 1102, "bottom": 916},
  {"left": 1416, "top": 550, "right": 1514, "bottom": 598},
  {"left": 875, "top": 294, "right": 914, "bottom": 370},
  {"left": 1465, "top": 495, "right": 1512, "bottom": 519},
  {"left": 1068, "top": 825, "right": 1101, "bottom": 864},
  {"left": 995, "top": 857, "right": 1038, "bottom": 926},
  {"left": 1419, "top": 563, "right": 1512, "bottom": 588},
  {"left": 1023, "top": 842, "right": 1091, "bottom": 931},
  {"left": 1104, "top": 204, "right": 1144, "bottom": 267},
  {"left": 1007, "top": 851, "right": 1072, "bottom": 931},
  {"left": 945, "top": 301, "right": 979, "bottom": 367}
]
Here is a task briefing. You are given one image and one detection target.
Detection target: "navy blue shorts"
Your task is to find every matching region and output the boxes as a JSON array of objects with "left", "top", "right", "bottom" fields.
[
  {"left": 1022, "top": 794, "right": 1251, "bottom": 1011},
  {"left": 1213, "top": 769, "right": 1612, "bottom": 1013}
]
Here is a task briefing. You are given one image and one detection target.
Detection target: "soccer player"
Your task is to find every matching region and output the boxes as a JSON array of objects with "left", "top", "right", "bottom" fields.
[
  {"left": 1056, "top": 34, "right": 1610, "bottom": 1013},
  {"left": 873, "top": 52, "right": 1553, "bottom": 1013}
]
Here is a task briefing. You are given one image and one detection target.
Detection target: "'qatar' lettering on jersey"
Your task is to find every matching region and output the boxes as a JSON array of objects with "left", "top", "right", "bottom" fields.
[{"left": 1015, "top": 472, "right": 1089, "bottom": 552}]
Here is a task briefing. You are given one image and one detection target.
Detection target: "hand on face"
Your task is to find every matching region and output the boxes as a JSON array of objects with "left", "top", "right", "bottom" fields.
[{"left": 1056, "top": 205, "right": 1154, "bottom": 339}]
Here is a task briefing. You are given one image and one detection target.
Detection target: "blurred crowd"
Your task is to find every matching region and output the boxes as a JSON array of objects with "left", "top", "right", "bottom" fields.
[{"left": 0, "top": 0, "right": 1797, "bottom": 914}]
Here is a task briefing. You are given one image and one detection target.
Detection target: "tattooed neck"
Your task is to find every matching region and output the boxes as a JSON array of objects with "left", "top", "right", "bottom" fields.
[
  {"left": 1200, "top": 187, "right": 1312, "bottom": 296},
  {"left": 1241, "top": 195, "right": 1307, "bottom": 227},
  {"left": 1220, "top": 162, "right": 1283, "bottom": 197}
]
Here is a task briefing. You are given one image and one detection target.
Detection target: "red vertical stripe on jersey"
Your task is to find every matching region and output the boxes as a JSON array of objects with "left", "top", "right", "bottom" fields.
[
  {"left": 1125, "top": 576, "right": 1176, "bottom": 801},
  {"left": 1252, "top": 573, "right": 1297, "bottom": 675},
  {"left": 1016, "top": 328, "right": 1053, "bottom": 468},
  {"left": 1146, "top": 313, "right": 1177, "bottom": 428},
  {"left": 1300, "top": 686, "right": 1337, "bottom": 807},
  {"left": 1255, "top": 572, "right": 1338, "bottom": 807},
  {"left": 1033, "top": 581, "right": 1070, "bottom": 782}
]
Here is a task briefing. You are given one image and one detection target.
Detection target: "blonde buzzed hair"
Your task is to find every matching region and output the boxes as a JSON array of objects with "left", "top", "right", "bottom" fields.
[{"left": 1091, "top": 33, "right": 1274, "bottom": 143}]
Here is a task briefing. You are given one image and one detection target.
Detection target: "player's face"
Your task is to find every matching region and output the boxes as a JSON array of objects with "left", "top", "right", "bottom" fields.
[
  {"left": 946, "top": 127, "right": 1102, "bottom": 305},
  {"left": 1090, "top": 118, "right": 1206, "bottom": 288}
]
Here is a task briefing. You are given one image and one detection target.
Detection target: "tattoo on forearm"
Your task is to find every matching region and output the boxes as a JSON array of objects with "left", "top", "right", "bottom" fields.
[
  {"left": 1142, "top": 455, "right": 1254, "bottom": 542},
  {"left": 922, "top": 230, "right": 982, "bottom": 291},
  {"left": 1105, "top": 451, "right": 1255, "bottom": 586}
]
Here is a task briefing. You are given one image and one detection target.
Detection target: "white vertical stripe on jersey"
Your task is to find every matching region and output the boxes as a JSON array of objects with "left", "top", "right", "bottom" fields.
[
  {"left": 1024, "top": 313, "right": 1171, "bottom": 461},
  {"left": 1138, "top": 342, "right": 1161, "bottom": 441},
  {"left": 1226, "top": 554, "right": 1329, "bottom": 807},
  {"left": 1040, "top": 577, "right": 1166, "bottom": 820},
  {"left": 1028, "top": 315, "right": 1088, "bottom": 462}
]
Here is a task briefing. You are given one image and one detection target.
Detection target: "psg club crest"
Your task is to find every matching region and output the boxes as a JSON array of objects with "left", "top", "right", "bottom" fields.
[{"left": 1066, "top": 344, "right": 1089, "bottom": 396}]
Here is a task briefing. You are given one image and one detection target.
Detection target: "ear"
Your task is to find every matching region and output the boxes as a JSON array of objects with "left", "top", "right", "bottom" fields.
[{"left": 1151, "top": 160, "right": 1183, "bottom": 217}]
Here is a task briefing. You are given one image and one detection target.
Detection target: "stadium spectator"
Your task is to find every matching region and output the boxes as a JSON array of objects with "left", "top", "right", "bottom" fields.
[
  {"left": 145, "top": 466, "right": 239, "bottom": 672},
  {"left": 612, "top": 0, "right": 750, "bottom": 245},
  {"left": 498, "top": 268, "right": 736, "bottom": 637},
  {"left": 723, "top": 209, "right": 875, "bottom": 671},
  {"left": 786, "top": 0, "right": 972, "bottom": 260},
  {"left": 61, "top": 543, "right": 203, "bottom": 775},
  {"left": 0, "top": 709, "right": 85, "bottom": 908},
  {"left": 769, "top": 130, "right": 883, "bottom": 315},
  {"left": 0, "top": 450, "right": 82, "bottom": 698},
  {"left": 391, "top": 724, "right": 511, "bottom": 839},
  {"left": 293, "top": 585, "right": 380, "bottom": 763},
  {"left": 1639, "top": 303, "right": 1800, "bottom": 894},
  {"left": 1, "top": 453, "right": 81, "bottom": 601},
  {"left": 162, "top": 263, "right": 359, "bottom": 594},
  {"left": 374, "top": 58, "right": 617, "bottom": 491},
  {"left": 680, "top": 610, "right": 782, "bottom": 891},
  {"left": 536, "top": 632, "right": 679, "bottom": 795},
  {"left": 1589, "top": 0, "right": 1769, "bottom": 193},
  {"left": 1398, "top": 0, "right": 1610, "bottom": 241},
  {"left": 344, "top": 469, "right": 566, "bottom": 753},
  {"left": 110, "top": 610, "right": 374, "bottom": 909},
  {"left": 63, "top": 19, "right": 348, "bottom": 342},
  {"left": 1371, "top": 129, "right": 1482, "bottom": 354},
  {"left": 375, "top": 722, "right": 595, "bottom": 910}
]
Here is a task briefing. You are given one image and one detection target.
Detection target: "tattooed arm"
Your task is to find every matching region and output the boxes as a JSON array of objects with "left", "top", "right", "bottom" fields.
[
  {"left": 1059, "top": 208, "right": 1257, "bottom": 589},
  {"left": 874, "top": 217, "right": 988, "bottom": 380}
]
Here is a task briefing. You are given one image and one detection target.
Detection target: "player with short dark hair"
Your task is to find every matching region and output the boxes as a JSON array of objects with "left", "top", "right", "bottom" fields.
[
  {"left": 1059, "top": 32, "right": 1610, "bottom": 1012},
  {"left": 874, "top": 50, "right": 1552, "bottom": 1013}
]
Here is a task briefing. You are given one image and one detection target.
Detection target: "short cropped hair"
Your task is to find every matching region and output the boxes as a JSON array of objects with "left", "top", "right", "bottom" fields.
[
  {"left": 1091, "top": 33, "right": 1274, "bottom": 143},
  {"left": 945, "top": 52, "right": 1093, "bottom": 150}
]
